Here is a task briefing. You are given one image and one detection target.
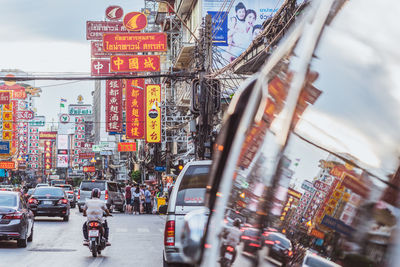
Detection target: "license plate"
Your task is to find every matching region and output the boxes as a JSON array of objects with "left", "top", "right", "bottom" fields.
[
  {"left": 88, "top": 230, "right": 99, "bottom": 237},
  {"left": 43, "top": 201, "right": 52, "bottom": 205},
  {"left": 224, "top": 252, "right": 233, "bottom": 260}
]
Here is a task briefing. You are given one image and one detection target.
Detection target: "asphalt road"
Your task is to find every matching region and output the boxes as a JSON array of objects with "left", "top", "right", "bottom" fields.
[{"left": 0, "top": 208, "right": 165, "bottom": 267}]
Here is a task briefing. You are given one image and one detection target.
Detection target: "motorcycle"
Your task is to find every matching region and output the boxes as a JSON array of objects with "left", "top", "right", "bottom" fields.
[
  {"left": 220, "top": 244, "right": 236, "bottom": 267},
  {"left": 84, "top": 215, "right": 112, "bottom": 257}
]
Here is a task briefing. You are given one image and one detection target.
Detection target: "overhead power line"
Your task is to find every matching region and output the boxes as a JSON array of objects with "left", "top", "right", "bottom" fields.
[{"left": 0, "top": 71, "right": 194, "bottom": 81}]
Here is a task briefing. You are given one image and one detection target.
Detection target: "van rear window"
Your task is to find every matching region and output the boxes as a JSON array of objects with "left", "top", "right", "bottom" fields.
[
  {"left": 176, "top": 165, "right": 210, "bottom": 206},
  {"left": 80, "top": 181, "right": 105, "bottom": 191}
]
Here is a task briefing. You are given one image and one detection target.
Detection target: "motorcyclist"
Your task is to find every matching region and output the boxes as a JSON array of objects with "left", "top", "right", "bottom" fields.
[
  {"left": 220, "top": 218, "right": 242, "bottom": 263},
  {"left": 82, "top": 188, "right": 111, "bottom": 246}
]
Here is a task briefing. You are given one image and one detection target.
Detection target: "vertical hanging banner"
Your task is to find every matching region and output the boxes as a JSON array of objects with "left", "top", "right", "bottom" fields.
[
  {"left": 106, "top": 80, "right": 123, "bottom": 132},
  {"left": 44, "top": 140, "right": 53, "bottom": 173},
  {"left": 145, "top": 84, "right": 161, "bottom": 143},
  {"left": 125, "top": 79, "right": 145, "bottom": 139}
]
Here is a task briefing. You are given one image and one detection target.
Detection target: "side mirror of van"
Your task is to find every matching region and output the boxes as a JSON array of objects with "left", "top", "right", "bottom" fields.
[
  {"left": 158, "top": 204, "right": 168, "bottom": 214},
  {"left": 181, "top": 207, "right": 209, "bottom": 264}
]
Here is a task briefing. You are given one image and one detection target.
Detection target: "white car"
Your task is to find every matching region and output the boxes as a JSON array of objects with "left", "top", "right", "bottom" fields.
[
  {"left": 302, "top": 251, "right": 341, "bottom": 267},
  {"left": 162, "top": 160, "right": 212, "bottom": 266},
  {"left": 35, "top": 183, "right": 49, "bottom": 188}
]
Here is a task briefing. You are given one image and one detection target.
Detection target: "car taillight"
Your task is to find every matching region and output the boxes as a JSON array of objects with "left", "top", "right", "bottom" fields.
[
  {"left": 226, "top": 246, "right": 234, "bottom": 252},
  {"left": 77, "top": 189, "right": 80, "bottom": 199},
  {"left": 67, "top": 191, "right": 73, "bottom": 194},
  {"left": 28, "top": 198, "right": 38, "bottom": 205},
  {"left": 164, "top": 220, "right": 175, "bottom": 246},
  {"left": 288, "top": 250, "right": 293, "bottom": 257},
  {"left": 89, "top": 222, "right": 100, "bottom": 227},
  {"left": 265, "top": 240, "right": 274, "bottom": 245},
  {"left": 3, "top": 212, "right": 23, "bottom": 220},
  {"left": 105, "top": 190, "right": 109, "bottom": 200},
  {"left": 57, "top": 199, "right": 68, "bottom": 204}
]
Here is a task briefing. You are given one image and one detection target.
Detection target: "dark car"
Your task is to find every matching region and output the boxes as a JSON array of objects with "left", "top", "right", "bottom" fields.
[
  {"left": 265, "top": 233, "right": 293, "bottom": 265},
  {"left": 0, "top": 191, "right": 34, "bottom": 247},
  {"left": 54, "top": 184, "right": 76, "bottom": 208},
  {"left": 28, "top": 187, "right": 70, "bottom": 221},
  {"left": 241, "top": 227, "right": 261, "bottom": 255}
]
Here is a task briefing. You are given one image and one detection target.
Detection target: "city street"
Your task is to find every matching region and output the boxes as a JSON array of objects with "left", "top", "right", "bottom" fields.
[{"left": 0, "top": 209, "right": 164, "bottom": 267}]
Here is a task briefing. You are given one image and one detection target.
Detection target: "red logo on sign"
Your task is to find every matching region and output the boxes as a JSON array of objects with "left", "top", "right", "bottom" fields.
[
  {"left": 106, "top": 6, "right": 124, "bottom": 21},
  {"left": 0, "top": 92, "right": 10, "bottom": 105},
  {"left": 123, "top": 12, "right": 147, "bottom": 31}
]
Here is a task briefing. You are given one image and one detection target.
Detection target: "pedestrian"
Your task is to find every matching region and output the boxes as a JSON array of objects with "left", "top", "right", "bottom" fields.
[
  {"left": 140, "top": 184, "right": 145, "bottom": 214},
  {"left": 144, "top": 186, "right": 152, "bottom": 214},
  {"left": 131, "top": 185, "right": 141, "bottom": 215},
  {"left": 125, "top": 182, "right": 132, "bottom": 214}
]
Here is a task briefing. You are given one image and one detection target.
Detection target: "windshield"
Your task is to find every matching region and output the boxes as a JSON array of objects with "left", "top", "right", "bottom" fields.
[
  {"left": 267, "top": 234, "right": 291, "bottom": 248},
  {"left": 80, "top": 182, "right": 106, "bottom": 191},
  {"left": 305, "top": 256, "right": 335, "bottom": 267},
  {"left": 0, "top": 194, "right": 17, "bottom": 207},
  {"left": 176, "top": 165, "right": 210, "bottom": 206},
  {"left": 33, "top": 188, "right": 64, "bottom": 197}
]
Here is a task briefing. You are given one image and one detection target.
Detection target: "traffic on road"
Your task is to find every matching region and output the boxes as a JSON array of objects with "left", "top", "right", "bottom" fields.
[{"left": 1, "top": 0, "right": 400, "bottom": 266}]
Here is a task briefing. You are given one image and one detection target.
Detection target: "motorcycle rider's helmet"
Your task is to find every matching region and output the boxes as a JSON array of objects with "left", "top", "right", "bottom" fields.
[
  {"left": 233, "top": 218, "right": 241, "bottom": 228},
  {"left": 91, "top": 188, "right": 101, "bottom": 198}
]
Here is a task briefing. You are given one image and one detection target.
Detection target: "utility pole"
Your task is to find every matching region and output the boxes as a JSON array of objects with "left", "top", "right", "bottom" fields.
[{"left": 196, "top": 14, "right": 214, "bottom": 160}]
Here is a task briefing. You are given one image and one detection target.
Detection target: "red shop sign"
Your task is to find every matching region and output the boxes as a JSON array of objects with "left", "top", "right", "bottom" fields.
[{"left": 110, "top": 55, "right": 160, "bottom": 72}]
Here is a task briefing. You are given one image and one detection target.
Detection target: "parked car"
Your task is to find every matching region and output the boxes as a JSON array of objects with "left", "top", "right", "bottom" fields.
[
  {"left": 162, "top": 160, "right": 212, "bottom": 266},
  {"left": 77, "top": 180, "right": 125, "bottom": 213},
  {"left": 27, "top": 186, "right": 70, "bottom": 221},
  {"left": 54, "top": 184, "right": 76, "bottom": 208},
  {"left": 0, "top": 191, "right": 34, "bottom": 247}
]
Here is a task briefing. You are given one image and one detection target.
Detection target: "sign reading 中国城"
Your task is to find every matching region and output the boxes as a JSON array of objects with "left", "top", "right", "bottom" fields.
[
  {"left": 125, "top": 79, "right": 145, "bottom": 139},
  {"left": 145, "top": 84, "right": 161, "bottom": 143},
  {"left": 110, "top": 55, "right": 160, "bottom": 72},
  {"left": 103, "top": 33, "right": 167, "bottom": 52}
]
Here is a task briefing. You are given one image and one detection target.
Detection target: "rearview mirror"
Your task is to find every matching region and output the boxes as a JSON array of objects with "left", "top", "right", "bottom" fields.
[
  {"left": 181, "top": 207, "right": 209, "bottom": 264},
  {"left": 158, "top": 204, "right": 168, "bottom": 214}
]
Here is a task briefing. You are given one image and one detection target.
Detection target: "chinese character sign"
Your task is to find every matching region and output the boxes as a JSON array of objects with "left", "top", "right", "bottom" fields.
[
  {"left": 126, "top": 79, "right": 145, "bottom": 139},
  {"left": 110, "top": 55, "right": 160, "bottom": 72},
  {"left": 145, "top": 84, "right": 161, "bottom": 143},
  {"left": 106, "top": 80, "right": 123, "bottom": 132}
]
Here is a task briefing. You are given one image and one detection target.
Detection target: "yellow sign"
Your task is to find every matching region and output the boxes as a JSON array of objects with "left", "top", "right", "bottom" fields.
[{"left": 145, "top": 84, "right": 161, "bottom": 143}]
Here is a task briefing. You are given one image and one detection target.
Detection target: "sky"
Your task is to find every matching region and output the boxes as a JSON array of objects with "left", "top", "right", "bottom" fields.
[{"left": 0, "top": 0, "right": 144, "bottom": 126}]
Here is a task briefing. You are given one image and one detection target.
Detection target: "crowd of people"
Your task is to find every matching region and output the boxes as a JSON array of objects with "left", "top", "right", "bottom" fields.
[{"left": 123, "top": 182, "right": 170, "bottom": 215}]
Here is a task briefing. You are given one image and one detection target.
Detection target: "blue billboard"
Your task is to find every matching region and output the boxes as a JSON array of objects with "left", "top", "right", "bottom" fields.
[{"left": 0, "top": 141, "right": 10, "bottom": 154}]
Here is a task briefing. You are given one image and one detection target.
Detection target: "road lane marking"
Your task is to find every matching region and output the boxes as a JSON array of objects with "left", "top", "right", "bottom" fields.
[
  {"left": 88, "top": 257, "right": 104, "bottom": 267},
  {"left": 137, "top": 228, "right": 150, "bottom": 233},
  {"left": 116, "top": 228, "right": 128, "bottom": 233}
]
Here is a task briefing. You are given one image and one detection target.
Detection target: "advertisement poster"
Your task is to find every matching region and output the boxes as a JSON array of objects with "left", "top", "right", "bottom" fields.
[{"left": 203, "top": 0, "right": 291, "bottom": 63}]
